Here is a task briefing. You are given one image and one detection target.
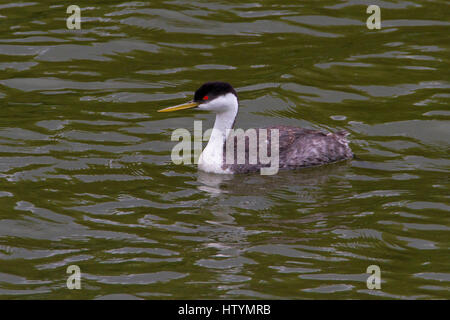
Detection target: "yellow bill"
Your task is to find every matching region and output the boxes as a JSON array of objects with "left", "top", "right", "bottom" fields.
[{"left": 158, "top": 101, "right": 199, "bottom": 112}]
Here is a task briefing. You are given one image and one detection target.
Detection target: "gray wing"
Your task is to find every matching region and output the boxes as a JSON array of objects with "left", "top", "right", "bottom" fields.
[{"left": 223, "top": 126, "right": 353, "bottom": 174}]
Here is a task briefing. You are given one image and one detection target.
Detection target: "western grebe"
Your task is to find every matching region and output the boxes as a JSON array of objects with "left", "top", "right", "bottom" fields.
[{"left": 158, "top": 82, "right": 353, "bottom": 174}]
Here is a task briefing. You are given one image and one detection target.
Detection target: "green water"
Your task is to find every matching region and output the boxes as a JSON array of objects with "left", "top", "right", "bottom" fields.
[{"left": 0, "top": 0, "right": 449, "bottom": 299}]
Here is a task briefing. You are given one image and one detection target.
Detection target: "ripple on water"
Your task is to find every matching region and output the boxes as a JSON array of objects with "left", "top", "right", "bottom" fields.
[{"left": 0, "top": 0, "right": 449, "bottom": 299}]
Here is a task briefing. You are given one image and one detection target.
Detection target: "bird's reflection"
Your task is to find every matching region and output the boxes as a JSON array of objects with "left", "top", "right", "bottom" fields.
[
  {"left": 193, "top": 162, "right": 352, "bottom": 284},
  {"left": 197, "top": 161, "right": 351, "bottom": 196}
]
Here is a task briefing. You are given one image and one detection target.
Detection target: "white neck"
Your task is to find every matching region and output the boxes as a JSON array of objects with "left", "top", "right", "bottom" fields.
[{"left": 198, "top": 94, "right": 238, "bottom": 174}]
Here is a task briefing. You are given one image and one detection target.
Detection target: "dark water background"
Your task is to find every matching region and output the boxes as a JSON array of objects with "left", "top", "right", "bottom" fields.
[{"left": 0, "top": 0, "right": 449, "bottom": 299}]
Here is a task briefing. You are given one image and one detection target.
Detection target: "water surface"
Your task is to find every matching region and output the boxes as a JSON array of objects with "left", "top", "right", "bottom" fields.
[{"left": 0, "top": 0, "right": 449, "bottom": 299}]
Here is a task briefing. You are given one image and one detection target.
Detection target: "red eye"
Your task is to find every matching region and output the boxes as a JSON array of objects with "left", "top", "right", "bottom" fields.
[{"left": 203, "top": 96, "right": 208, "bottom": 100}]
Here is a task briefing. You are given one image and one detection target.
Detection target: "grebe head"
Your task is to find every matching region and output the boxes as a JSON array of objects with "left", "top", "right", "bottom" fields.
[{"left": 158, "top": 81, "right": 238, "bottom": 114}]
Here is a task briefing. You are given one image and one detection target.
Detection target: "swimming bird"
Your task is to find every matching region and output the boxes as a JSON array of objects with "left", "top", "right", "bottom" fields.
[{"left": 158, "top": 81, "right": 353, "bottom": 174}]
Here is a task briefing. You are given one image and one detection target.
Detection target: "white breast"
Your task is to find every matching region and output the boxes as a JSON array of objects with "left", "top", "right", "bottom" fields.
[{"left": 197, "top": 93, "right": 238, "bottom": 175}]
